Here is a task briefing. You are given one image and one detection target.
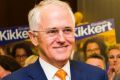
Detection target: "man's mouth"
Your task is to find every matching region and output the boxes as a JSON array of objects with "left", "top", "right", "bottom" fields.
[{"left": 53, "top": 45, "right": 68, "bottom": 48}]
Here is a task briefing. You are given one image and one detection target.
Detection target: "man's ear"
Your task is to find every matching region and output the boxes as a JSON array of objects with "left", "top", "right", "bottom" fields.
[{"left": 28, "top": 31, "right": 38, "bottom": 46}]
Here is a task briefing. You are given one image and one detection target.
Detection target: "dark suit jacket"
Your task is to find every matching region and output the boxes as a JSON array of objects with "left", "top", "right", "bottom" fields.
[{"left": 2, "top": 59, "right": 108, "bottom": 80}]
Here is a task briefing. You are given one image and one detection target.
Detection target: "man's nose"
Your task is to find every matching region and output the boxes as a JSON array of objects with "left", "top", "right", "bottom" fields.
[
  {"left": 91, "top": 50, "right": 96, "bottom": 53},
  {"left": 57, "top": 31, "right": 66, "bottom": 42},
  {"left": 113, "top": 57, "right": 117, "bottom": 62}
]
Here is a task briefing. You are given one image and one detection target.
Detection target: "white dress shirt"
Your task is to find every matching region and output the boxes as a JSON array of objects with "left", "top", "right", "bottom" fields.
[{"left": 39, "top": 58, "right": 71, "bottom": 80}]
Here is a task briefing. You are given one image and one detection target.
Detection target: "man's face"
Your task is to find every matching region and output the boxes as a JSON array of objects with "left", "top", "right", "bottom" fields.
[
  {"left": 86, "top": 42, "right": 100, "bottom": 57},
  {"left": 31, "top": 5, "right": 75, "bottom": 64},
  {"left": 15, "top": 48, "right": 27, "bottom": 67},
  {"left": 108, "top": 49, "right": 120, "bottom": 67}
]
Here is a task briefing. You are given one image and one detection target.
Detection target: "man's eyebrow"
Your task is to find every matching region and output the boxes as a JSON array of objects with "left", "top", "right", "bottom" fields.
[
  {"left": 46, "top": 26, "right": 72, "bottom": 30},
  {"left": 65, "top": 26, "right": 72, "bottom": 28},
  {"left": 47, "top": 27, "right": 57, "bottom": 30}
]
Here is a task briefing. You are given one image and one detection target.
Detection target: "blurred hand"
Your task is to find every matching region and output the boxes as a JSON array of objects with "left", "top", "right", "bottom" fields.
[{"left": 108, "top": 66, "right": 116, "bottom": 80}]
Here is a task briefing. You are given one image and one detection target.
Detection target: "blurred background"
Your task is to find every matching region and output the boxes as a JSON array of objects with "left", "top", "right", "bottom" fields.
[{"left": 0, "top": 0, "right": 120, "bottom": 42}]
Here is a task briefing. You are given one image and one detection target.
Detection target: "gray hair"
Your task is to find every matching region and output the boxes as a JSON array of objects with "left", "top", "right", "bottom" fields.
[{"left": 28, "top": 0, "right": 75, "bottom": 31}]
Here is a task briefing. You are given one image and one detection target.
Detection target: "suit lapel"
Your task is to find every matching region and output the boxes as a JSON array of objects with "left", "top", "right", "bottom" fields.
[{"left": 27, "top": 59, "right": 48, "bottom": 80}]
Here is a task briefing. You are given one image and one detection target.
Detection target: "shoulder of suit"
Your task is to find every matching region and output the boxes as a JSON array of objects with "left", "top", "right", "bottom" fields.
[{"left": 70, "top": 60, "right": 105, "bottom": 73}]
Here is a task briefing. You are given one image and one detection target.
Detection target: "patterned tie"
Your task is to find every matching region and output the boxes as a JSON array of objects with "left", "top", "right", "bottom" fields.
[{"left": 55, "top": 69, "right": 67, "bottom": 80}]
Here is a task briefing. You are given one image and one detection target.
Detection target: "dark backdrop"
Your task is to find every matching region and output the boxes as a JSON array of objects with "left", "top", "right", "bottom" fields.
[{"left": 0, "top": 0, "right": 77, "bottom": 27}]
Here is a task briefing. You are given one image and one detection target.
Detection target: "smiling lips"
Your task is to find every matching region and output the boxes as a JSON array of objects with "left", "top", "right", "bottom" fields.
[{"left": 53, "top": 45, "right": 69, "bottom": 48}]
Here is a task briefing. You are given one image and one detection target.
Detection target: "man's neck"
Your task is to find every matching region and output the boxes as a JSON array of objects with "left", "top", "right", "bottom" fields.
[{"left": 40, "top": 56, "right": 68, "bottom": 68}]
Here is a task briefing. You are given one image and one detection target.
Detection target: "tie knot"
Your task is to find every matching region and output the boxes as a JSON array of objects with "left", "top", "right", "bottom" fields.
[{"left": 55, "top": 69, "right": 67, "bottom": 80}]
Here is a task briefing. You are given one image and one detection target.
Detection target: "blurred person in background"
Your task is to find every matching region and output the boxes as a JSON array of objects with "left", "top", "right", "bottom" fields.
[
  {"left": 74, "top": 11, "right": 88, "bottom": 26},
  {"left": 86, "top": 53, "right": 106, "bottom": 70},
  {"left": 107, "top": 44, "right": 120, "bottom": 80},
  {"left": 0, "top": 47, "right": 5, "bottom": 55},
  {"left": 82, "top": 37, "right": 108, "bottom": 64},
  {"left": 0, "top": 55, "right": 21, "bottom": 79},
  {"left": 10, "top": 42, "right": 34, "bottom": 67},
  {"left": 113, "top": 73, "right": 120, "bottom": 80}
]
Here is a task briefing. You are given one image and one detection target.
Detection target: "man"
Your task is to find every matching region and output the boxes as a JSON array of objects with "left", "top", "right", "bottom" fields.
[
  {"left": 82, "top": 37, "right": 108, "bottom": 63},
  {"left": 2, "top": 0, "right": 108, "bottom": 80}
]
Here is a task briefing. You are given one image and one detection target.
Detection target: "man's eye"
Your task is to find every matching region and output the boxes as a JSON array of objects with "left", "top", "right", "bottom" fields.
[
  {"left": 47, "top": 29, "right": 58, "bottom": 34},
  {"left": 109, "top": 56, "right": 114, "bottom": 59},
  {"left": 117, "top": 55, "right": 120, "bottom": 58},
  {"left": 64, "top": 28, "right": 73, "bottom": 33}
]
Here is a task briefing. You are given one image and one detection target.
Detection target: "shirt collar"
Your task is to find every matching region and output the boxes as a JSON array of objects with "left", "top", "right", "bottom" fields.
[{"left": 39, "top": 57, "right": 71, "bottom": 80}]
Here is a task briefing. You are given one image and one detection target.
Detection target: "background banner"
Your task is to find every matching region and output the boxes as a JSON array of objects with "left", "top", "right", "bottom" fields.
[
  {"left": 75, "top": 18, "right": 115, "bottom": 41},
  {"left": 75, "top": 18, "right": 116, "bottom": 47},
  {"left": 0, "top": 25, "right": 29, "bottom": 46}
]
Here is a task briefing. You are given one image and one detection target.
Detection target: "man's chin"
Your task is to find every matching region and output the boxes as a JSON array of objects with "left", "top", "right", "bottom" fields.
[{"left": 56, "top": 57, "right": 69, "bottom": 63}]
